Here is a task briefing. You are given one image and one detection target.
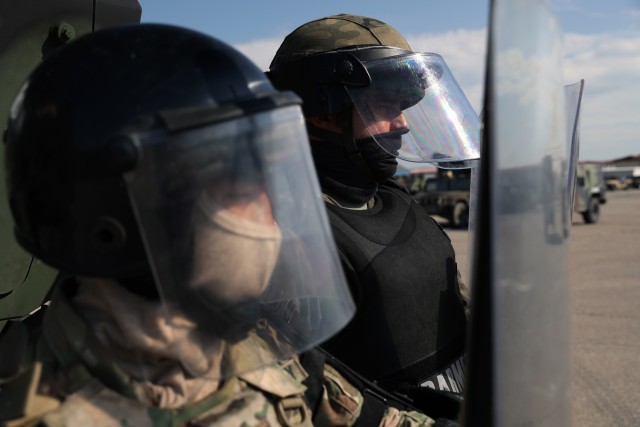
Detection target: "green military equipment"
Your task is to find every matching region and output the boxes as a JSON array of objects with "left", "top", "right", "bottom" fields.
[
  {"left": 574, "top": 162, "right": 606, "bottom": 224},
  {"left": 413, "top": 169, "right": 472, "bottom": 228},
  {"left": 0, "top": 0, "right": 141, "bottom": 329}
]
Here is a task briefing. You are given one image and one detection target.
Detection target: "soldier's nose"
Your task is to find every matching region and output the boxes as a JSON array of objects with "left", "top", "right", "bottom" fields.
[{"left": 390, "top": 113, "right": 408, "bottom": 131}]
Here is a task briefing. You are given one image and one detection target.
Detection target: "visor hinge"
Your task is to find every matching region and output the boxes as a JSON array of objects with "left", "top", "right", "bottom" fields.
[{"left": 331, "top": 53, "right": 370, "bottom": 87}]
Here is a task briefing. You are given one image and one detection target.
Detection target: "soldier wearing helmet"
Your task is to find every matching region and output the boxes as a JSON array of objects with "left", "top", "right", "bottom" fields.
[
  {"left": 0, "top": 23, "right": 451, "bottom": 426},
  {"left": 268, "top": 14, "right": 479, "bottom": 400}
]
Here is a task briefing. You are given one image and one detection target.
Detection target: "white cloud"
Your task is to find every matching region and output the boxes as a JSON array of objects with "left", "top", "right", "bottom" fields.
[
  {"left": 563, "top": 32, "right": 640, "bottom": 160},
  {"left": 235, "top": 28, "right": 640, "bottom": 162},
  {"left": 234, "top": 38, "right": 283, "bottom": 72},
  {"left": 407, "top": 29, "right": 640, "bottom": 161}
]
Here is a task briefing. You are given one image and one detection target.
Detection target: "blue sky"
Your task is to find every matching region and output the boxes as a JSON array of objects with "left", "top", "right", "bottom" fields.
[{"left": 139, "top": 0, "right": 640, "bottom": 162}]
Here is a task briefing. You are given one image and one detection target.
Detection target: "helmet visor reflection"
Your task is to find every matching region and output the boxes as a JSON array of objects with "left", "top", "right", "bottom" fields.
[{"left": 347, "top": 52, "right": 480, "bottom": 168}]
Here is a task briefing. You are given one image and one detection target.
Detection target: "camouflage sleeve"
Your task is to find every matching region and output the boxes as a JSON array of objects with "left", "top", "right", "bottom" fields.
[
  {"left": 456, "top": 269, "right": 471, "bottom": 318},
  {"left": 313, "top": 364, "right": 437, "bottom": 427},
  {"left": 378, "top": 408, "right": 436, "bottom": 427},
  {"left": 313, "top": 363, "right": 363, "bottom": 426}
]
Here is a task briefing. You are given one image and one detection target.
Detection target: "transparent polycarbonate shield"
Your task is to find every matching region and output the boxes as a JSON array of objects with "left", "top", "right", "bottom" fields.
[
  {"left": 466, "top": 165, "right": 481, "bottom": 291},
  {"left": 125, "top": 105, "right": 354, "bottom": 379},
  {"left": 565, "top": 80, "right": 585, "bottom": 219},
  {"left": 465, "top": 109, "right": 485, "bottom": 290},
  {"left": 346, "top": 52, "right": 480, "bottom": 168},
  {"left": 469, "top": 0, "right": 572, "bottom": 425}
]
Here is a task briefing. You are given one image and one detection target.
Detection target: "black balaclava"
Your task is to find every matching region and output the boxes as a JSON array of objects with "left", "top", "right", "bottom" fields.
[{"left": 307, "top": 117, "right": 402, "bottom": 206}]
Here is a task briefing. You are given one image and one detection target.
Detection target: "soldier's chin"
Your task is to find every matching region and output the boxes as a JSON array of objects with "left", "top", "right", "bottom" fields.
[{"left": 373, "top": 128, "right": 408, "bottom": 156}]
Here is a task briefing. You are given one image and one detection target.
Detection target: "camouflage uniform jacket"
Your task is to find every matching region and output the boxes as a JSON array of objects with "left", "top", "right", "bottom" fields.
[{"left": 0, "top": 282, "right": 436, "bottom": 427}]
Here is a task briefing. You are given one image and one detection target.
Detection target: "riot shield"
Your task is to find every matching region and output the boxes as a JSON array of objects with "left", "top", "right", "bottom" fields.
[
  {"left": 0, "top": 0, "right": 142, "bottom": 328},
  {"left": 565, "top": 80, "right": 585, "bottom": 220},
  {"left": 463, "top": 0, "right": 572, "bottom": 425},
  {"left": 466, "top": 165, "right": 480, "bottom": 291},
  {"left": 465, "top": 86, "right": 582, "bottom": 284},
  {"left": 466, "top": 108, "right": 484, "bottom": 290}
]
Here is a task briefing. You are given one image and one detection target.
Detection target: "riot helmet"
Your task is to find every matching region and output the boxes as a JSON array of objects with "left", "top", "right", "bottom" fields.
[
  {"left": 268, "top": 14, "right": 480, "bottom": 169},
  {"left": 5, "top": 24, "right": 354, "bottom": 378}
]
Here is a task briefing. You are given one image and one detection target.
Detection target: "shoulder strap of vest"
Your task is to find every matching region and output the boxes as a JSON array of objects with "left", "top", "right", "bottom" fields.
[
  {"left": 382, "top": 180, "right": 454, "bottom": 242},
  {"left": 324, "top": 207, "right": 368, "bottom": 267}
]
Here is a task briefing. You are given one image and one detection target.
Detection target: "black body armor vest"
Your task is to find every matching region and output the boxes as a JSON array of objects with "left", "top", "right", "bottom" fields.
[{"left": 322, "top": 182, "right": 467, "bottom": 392}]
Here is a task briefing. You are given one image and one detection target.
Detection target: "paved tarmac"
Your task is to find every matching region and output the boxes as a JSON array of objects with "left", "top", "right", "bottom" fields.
[{"left": 442, "top": 189, "right": 640, "bottom": 426}]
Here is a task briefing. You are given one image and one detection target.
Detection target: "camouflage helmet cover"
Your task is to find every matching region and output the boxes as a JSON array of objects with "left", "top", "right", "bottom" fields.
[
  {"left": 268, "top": 15, "right": 414, "bottom": 117},
  {"left": 270, "top": 14, "right": 412, "bottom": 69}
]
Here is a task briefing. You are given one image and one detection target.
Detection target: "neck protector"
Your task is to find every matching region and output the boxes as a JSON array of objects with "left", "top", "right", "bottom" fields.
[{"left": 307, "top": 123, "right": 399, "bottom": 205}]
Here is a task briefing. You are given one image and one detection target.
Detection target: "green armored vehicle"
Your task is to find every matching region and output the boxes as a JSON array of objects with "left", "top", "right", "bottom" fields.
[
  {"left": 0, "top": 0, "right": 141, "bottom": 331},
  {"left": 412, "top": 169, "right": 471, "bottom": 228},
  {"left": 574, "top": 162, "right": 606, "bottom": 224}
]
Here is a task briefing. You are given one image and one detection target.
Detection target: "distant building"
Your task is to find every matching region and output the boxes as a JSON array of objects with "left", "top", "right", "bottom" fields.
[
  {"left": 599, "top": 154, "right": 640, "bottom": 189},
  {"left": 607, "top": 154, "right": 640, "bottom": 167}
]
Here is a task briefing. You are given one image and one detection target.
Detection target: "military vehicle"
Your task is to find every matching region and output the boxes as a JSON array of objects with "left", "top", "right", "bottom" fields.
[
  {"left": 398, "top": 168, "right": 470, "bottom": 228},
  {"left": 574, "top": 162, "right": 606, "bottom": 224},
  {"left": 0, "top": 0, "right": 142, "bottom": 331},
  {"left": 411, "top": 169, "right": 472, "bottom": 228}
]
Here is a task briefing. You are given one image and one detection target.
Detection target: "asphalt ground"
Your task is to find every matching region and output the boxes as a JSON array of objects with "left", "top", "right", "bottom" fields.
[{"left": 441, "top": 189, "right": 640, "bottom": 426}]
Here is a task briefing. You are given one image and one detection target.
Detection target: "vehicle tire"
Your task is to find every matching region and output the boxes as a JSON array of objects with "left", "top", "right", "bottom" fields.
[
  {"left": 582, "top": 197, "right": 600, "bottom": 224},
  {"left": 450, "top": 201, "right": 469, "bottom": 228}
]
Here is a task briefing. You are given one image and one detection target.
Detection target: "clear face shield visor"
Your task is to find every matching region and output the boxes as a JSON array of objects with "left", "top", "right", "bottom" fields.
[
  {"left": 123, "top": 105, "right": 354, "bottom": 379},
  {"left": 346, "top": 52, "right": 480, "bottom": 169}
]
